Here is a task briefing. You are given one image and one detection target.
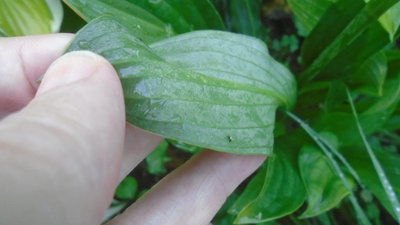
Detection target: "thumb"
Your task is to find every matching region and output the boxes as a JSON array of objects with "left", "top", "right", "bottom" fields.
[{"left": 0, "top": 51, "right": 125, "bottom": 225}]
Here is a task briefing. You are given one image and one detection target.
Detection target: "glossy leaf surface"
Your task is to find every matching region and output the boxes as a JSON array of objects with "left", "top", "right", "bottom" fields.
[
  {"left": 230, "top": 149, "right": 306, "bottom": 223},
  {"left": 63, "top": 0, "right": 224, "bottom": 43},
  {"left": 0, "top": 0, "right": 63, "bottom": 36},
  {"left": 66, "top": 17, "right": 296, "bottom": 155},
  {"left": 299, "top": 145, "right": 351, "bottom": 218}
]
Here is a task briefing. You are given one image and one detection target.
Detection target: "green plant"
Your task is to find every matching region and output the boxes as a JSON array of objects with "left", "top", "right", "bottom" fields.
[{"left": 2, "top": 0, "right": 399, "bottom": 224}]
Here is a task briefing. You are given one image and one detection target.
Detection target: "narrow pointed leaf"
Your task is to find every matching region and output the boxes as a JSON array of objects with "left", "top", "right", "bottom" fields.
[
  {"left": 287, "top": 0, "right": 335, "bottom": 35},
  {"left": 299, "top": 145, "right": 352, "bottom": 218},
  {"left": 347, "top": 88, "right": 400, "bottom": 223},
  {"left": 288, "top": 0, "right": 400, "bottom": 38},
  {"left": 299, "top": 0, "right": 400, "bottom": 81},
  {"left": 229, "top": 0, "right": 264, "bottom": 37},
  {"left": 66, "top": 17, "right": 296, "bottom": 155},
  {"left": 343, "top": 145, "right": 400, "bottom": 220}
]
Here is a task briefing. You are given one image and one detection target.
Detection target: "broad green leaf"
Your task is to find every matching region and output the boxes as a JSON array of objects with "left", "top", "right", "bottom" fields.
[
  {"left": 0, "top": 0, "right": 63, "bottom": 36},
  {"left": 66, "top": 17, "right": 296, "bottom": 155},
  {"left": 229, "top": 149, "right": 306, "bottom": 223},
  {"left": 63, "top": 0, "right": 224, "bottom": 43},
  {"left": 229, "top": 0, "right": 264, "bottom": 38},
  {"left": 115, "top": 176, "right": 138, "bottom": 200},
  {"left": 146, "top": 140, "right": 170, "bottom": 175},
  {"left": 299, "top": 145, "right": 352, "bottom": 218},
  {"left": 300, "top": 0, "right": 400, "bottom": 81}
]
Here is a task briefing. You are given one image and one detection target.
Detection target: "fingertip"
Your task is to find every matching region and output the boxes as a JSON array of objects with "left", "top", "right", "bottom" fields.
[{"left": 37, "top": 50, "right": 117, "bottom": 95}]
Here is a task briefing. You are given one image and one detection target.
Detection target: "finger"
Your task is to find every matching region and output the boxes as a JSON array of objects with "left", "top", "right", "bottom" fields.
[
  {"left": 0, "top": 51, "right": 125, "bottom": 225},
  {"left": 0, "top": 34, "right": 73, "bottom": 118},
  {"left": 107, "top": 150, "right": 265, "bottom": 225},
  {"left": 119, "top": 124, "right": 163, "bottom": 182}
]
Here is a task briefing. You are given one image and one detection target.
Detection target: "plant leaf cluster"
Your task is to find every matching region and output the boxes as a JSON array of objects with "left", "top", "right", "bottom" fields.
[{"left": 1, "top": 0, "right": 399, "bottom": 224}]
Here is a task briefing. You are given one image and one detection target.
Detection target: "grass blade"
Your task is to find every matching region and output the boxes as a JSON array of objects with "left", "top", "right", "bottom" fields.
[{"left": 346, "top": 88, "right": 400, "bottom": 223}]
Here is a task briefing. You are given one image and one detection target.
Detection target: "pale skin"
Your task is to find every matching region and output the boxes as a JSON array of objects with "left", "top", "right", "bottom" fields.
[{"left": 0, "top": 34, "right": 265, "bottom": 225}]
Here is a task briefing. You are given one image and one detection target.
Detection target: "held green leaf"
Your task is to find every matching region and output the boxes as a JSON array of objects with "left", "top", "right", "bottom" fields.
[
  {"left": 299, "top": 145, "right": 352, "bottom": 218},
  {"left": 66, "top": 17, "right": 296, "bottom": 155}
]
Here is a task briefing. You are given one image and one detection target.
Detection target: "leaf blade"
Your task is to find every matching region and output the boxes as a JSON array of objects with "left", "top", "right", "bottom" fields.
[{"left": 66, "top": 17, "right": 296, "bottom": 155}]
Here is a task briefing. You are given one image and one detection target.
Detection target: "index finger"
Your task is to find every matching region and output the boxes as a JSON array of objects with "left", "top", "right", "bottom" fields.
[{"left": 0, "top": 34, "right": 73, "bottom": 118}]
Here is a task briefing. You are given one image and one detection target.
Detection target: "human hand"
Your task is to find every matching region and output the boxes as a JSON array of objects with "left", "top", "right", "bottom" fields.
[{"left": 0, "top": 34, "right": 265, "bottom": 225}]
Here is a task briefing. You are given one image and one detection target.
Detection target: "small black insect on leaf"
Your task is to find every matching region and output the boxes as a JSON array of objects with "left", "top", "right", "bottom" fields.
[{"left": 227, "top": 135, "right": 233, "bottom": 143}]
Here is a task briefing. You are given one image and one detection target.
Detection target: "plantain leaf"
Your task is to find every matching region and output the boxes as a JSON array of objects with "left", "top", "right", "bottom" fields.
[
  {"left": 66, "top": 17, "right": 296, "bottom": 155},
  {"left": 0, "top": 0, "right": 63, "bottom": 36},
  {"left": 298, "top": 0, "right": 400, "bottom": 81},
  {"left": 63, "top": 0, "right": 224, "bottom": 43},
  {"left": 299, "top": 145, "right": 352, "bottom": 218},
  {"left": 229, "top": 147, "right": 306, "bottom": 223}
]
